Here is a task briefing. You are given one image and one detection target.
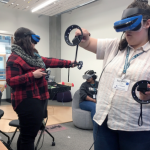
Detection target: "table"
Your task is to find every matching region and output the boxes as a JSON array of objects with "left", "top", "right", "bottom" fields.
[{"left": 48, "top": 82, "right": 71, "bottom": 100}]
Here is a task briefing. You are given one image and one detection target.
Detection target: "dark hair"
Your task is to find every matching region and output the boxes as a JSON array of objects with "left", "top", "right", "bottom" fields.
[
  {"left": 13, "top": 27, "right": 38, "bottom": 56},
  {"left": 119, "top": 0, "right": 150, "bottom": 50},
  {"left": 85, "top": 70, "right": 97, "bottom": 80}
]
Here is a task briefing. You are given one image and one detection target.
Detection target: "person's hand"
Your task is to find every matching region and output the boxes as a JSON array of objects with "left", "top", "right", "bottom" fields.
[
  {"left": 75, "top": 28, "right": 91, "bottom": 48},
  {"left": 70, "top": 60, "right": 77, "bottom": 68},
  {"left": 33, "top": 69, "right": 47, "bottom": 78},
  {"left": 139, "top": 84, "right": 150, "bottom": 100},
  {"left": 93, "top": 99, "right": 96, "bottom": 103}
]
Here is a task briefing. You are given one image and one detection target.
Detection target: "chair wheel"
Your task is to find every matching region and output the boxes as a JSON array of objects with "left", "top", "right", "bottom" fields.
[{"left": 52, "top": 142, "right": 55, "bottom": 146}]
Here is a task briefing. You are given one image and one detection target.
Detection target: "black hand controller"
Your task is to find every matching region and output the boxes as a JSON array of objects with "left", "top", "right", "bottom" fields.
[
  {"left": 137, "top": 82, "right": 150, "bottom": 95},
  {"left": 72, "top": 35, "right": 82, "bottom": 45}
]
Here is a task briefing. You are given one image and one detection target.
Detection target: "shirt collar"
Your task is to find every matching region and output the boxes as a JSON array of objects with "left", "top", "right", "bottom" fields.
[{"left": 128, "top": 41, "right": 150, "bottom": 52}]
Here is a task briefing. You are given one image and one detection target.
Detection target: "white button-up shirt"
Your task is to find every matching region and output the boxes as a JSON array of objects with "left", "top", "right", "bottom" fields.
[{"left": 93, "top": 38, "right": 150, "bottom": 131}]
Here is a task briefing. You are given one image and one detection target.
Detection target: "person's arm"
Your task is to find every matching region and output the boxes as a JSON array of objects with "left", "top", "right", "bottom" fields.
[
  {"left": 41, "top": 57, "right": 71, "bottom": 68},
  {"left": 83, "top": 37, "right": 97, "bottom": 54},
  {"left": 75, "top": 28, "right": 97, "bottom": 54},
  {"left": 80, "top": 83, "right": 96, "bottom": 103},
  {"left": 75, "top": 28, "right": 119, "bottom": 59},
  {"left": 6, "top": 62, "right": 34, "bottom": 88},
  {"left": 86, "top": 95, "right": 96, "bottom": 103},
  {"left": 6, "top": 62, "right": 47, "bottom": 88}
]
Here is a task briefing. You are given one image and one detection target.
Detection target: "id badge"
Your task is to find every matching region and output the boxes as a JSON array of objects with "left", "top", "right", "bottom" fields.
[
  {"left": 89, "top": 87, "right": 94, "bottom": 91},
  {"left": 93, "top": 94, "right": 97, "bottom": 99},
  {"left": 112, "top": 78, "right": 130, "bottom": 91}
]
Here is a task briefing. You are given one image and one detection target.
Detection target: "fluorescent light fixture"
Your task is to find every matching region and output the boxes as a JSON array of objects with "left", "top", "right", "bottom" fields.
[
  {"left": 32, "top": 0, "right": 57, "bottom": 12},
  {"left": 56, "top": 0, "right": 99, "bottom": 16},
  {"left": 0, "top": 30, "right": 8, "bottom": 34},
  {"left": 79, "top": 0, "right": 96, "bottom": 7},
  {"left": 0, "top": 0, "right": 9, "bottom": 4},
  {"left": 0, "top": 30, "right": 13, "bottom": 36}
]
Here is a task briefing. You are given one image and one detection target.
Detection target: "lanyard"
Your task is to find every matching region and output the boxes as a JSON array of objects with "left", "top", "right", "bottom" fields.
[
  {"left": 123, "top": 47, "right": 144, "bottom": 74},
  {"left": 122, "top": 47, "right": 144, "bottom": 126},
  {"left": 34, "top": 52, "right": 46, "bottom": 69},
  {"left": 90, "top": 82, "right": 97, "bottom": 92}
]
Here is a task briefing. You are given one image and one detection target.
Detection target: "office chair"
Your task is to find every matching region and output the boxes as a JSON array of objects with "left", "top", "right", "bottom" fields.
[
  {"left": 8, "top": 100, "right": 55, "bottom": 150},
  {"left": 0, "top": 109, "right": 13, "bottom": 150}
]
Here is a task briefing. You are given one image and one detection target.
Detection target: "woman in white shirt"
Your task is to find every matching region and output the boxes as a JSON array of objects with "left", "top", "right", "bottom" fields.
[{"left": 76, "top": 0, "right": 150, "bottom": 150}]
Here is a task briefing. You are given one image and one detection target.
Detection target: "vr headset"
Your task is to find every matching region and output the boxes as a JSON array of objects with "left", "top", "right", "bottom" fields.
[
  {"left": 30, "top": 34, "right": 40, "bottom": 44},
  {"left": 15, "top": 32, "right": 40, "bottom": 44},
  {"left": 114, "top": 8, "right": 150, "bottom": 32},
  {"left": 24, "top": 32, "right": 40, "bottom": 44},
  {"left": 83, "top": 71, "right": 96, "bottom": 80}
]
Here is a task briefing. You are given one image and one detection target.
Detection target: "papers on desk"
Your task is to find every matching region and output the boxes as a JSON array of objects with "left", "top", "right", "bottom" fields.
[
  {"left": 51, "top": 87, "right": 56, "bottom": 89},
  {"left": 48, "top": 85, "right": 56, "bottom": 89}
]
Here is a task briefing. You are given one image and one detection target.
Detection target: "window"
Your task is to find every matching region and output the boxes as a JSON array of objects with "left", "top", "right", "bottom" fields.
[{"left": 0, "top": 34, "right": 13, "bottom": 81}]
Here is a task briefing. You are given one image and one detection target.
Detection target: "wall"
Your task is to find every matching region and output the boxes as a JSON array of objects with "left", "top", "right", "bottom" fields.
[
  {"left": 61, "top": 0, "right": 132, "bottom": 95},
  {"left": 49, "top": 15, "right": 61, "bottom": 82},
  {"left": 0, "top": 5, "right": 50, "bottom": 99},
  {"left": 0, "top": 0, "right": 137, "bottom": 99}
]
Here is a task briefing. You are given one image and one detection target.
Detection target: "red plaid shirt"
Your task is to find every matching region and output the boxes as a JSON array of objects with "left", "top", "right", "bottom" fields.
[{"left": 6, "top": 52, "right": 71, "bottom": 110}]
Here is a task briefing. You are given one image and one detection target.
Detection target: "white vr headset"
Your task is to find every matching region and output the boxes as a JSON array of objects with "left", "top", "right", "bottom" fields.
[{"left": 82, "top": 71, "right": 96, "bottom": 80}]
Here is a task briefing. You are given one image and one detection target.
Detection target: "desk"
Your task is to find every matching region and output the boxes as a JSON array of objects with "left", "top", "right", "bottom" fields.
[
  {"left": 5, "top": 82, "right": 72, "bottom": 102},
  {"left": 48, "top": 83, "right": 71, "bottom": 100}
]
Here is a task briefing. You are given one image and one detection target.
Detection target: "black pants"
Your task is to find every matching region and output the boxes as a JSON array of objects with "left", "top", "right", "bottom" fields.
[
  {"left": 15, "top": 98, "right": 47, "bottom": 150},
  {"left": 93, "top": 117, "right": 150, "bottom": 150}
]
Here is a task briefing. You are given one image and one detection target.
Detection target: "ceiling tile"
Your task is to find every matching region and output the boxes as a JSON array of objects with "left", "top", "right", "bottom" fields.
[{"left": 1, "top": 0, "right": 99, "bottom": 16}]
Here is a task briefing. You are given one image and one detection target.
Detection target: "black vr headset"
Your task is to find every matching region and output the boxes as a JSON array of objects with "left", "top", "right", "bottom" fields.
[{"left": 114, "top": 8, "right": 150, "bottom": 32}]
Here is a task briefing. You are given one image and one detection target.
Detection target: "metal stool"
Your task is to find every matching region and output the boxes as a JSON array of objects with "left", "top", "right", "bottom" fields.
[
  {"left": 8, "top": 119, "right": 55, "bottom": 150},
  {"left": 0, "top": 109, "right": 13, "bottom": 150}
]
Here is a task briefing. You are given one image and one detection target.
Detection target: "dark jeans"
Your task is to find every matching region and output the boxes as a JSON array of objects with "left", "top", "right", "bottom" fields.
[
  {"left": 79, "top": 101, "right": 96, "bottom": 121},
  {"left": 15, "top": 98, "right": 47, "bottom": 150},
  {"left": 93, "top": 117, "right": 150, "bottom": 150}
]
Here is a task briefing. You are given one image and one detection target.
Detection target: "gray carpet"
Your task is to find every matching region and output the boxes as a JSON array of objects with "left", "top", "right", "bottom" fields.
[{"left": 0, "top": 100, "right": 94, "bottom": 150}]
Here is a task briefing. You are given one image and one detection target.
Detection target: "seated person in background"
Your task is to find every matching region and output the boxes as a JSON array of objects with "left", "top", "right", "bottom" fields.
[{"left": 79, "top": 70, "right": 98, "bottom": 121}]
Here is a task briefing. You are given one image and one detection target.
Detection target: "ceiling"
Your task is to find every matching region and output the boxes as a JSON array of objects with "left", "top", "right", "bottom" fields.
[{"left": 0, "top": 0, "right": 99, "bottom": 16}]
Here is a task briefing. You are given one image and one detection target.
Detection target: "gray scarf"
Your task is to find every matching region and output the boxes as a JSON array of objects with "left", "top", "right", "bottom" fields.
[{"left": 11, "top": 44, "right": 45, "bottom": 69}]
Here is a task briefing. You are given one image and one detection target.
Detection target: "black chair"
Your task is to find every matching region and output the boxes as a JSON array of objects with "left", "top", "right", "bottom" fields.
[
  {"left": 8, "top": 101, "right": 55, "bottom": 150},
  {"left": 0, "top": 109, "right": 13, "bottom": 150}
]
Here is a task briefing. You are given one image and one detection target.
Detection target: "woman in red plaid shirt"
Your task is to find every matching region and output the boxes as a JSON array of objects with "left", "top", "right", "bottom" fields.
[{"left": 6, "top": 27, "right": 75, "bottom": 150}]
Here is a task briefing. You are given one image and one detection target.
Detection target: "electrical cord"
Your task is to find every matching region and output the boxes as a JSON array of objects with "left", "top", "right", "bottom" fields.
[{"left": 68, "top": 68, "right": 70, "bottom": 82}]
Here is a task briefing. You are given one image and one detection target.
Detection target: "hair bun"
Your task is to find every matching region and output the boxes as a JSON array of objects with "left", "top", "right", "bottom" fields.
[{"left": 135, "top": 0, "right": 148, "bottom": 3}]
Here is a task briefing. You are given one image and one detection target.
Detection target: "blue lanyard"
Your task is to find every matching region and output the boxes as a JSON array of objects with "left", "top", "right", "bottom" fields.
[
  {"left": 91, "top": 83, "right": 97, "bottom": 91},
  {"left": 123, "top": 47, "right": 144, "bottom": 74}
]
